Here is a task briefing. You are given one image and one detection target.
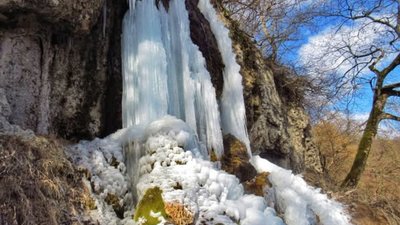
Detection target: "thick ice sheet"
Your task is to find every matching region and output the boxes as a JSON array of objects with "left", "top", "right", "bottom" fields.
[{"left": 122, "top": 0, "right": 224, "bottom": 158}]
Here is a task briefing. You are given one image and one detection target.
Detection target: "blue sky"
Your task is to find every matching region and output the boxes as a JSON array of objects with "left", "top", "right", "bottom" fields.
[{"left": 276, "top": 4, "right": 400, "bottom": 135}]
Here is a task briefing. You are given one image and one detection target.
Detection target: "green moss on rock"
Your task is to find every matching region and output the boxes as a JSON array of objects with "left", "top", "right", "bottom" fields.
[{"left": 134, "top": 187, "right": 167, "bottom": 225}]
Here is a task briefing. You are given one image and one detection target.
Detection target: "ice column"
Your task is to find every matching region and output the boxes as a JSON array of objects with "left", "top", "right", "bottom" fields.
[
  {"left": 122, "top": 0, "right": 224, "bottom": 157},
  {"left": 198, "top": 0, "right": 251, "bottom": 155}
]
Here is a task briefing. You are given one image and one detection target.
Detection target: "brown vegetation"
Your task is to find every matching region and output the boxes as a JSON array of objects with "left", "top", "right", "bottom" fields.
[
  {"left": 164, "top": 202, "right": 194, "bottom": 225},
  {"left": 221, "top": 134, "right": 257, "bottom": 182},
  {"left": 243, "top": 172, "right": 271, "bottom": 196},
  {"left": 309, "top": 121, "right": 400, "bottom": 225},
  {"left": 0, "top": 135, "right": 94, "bottom": 225}
]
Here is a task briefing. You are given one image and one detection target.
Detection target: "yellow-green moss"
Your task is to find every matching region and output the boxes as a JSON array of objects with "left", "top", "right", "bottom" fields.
[
  {"left": 83, "top": 195, "right": 97, "bottom": 210},
  {"left": 134, "top": 187, "right": 167, "bottom": 225},
  {"left": 210, "top": 149, "right": 218, "bottom": 162}
]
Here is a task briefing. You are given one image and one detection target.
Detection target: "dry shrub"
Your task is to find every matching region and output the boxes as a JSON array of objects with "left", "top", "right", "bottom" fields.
[
  {"left": 164, "top": 201, "right": 194, "bottom": 225},
  {"left": 0, "top": 135, "right": 93, "bottom": 225},
  {"left": 311, "top": 121, "right": 400, "bottom": 225}
]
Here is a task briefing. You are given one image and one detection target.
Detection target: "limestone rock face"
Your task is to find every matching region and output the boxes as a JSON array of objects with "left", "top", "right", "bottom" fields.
[
  {"left": 186, "top": 0, "right": 225, "bottom": 98},
  {"left": 207, "top": 2, "right": 322, "bottom": 173},
  {"left": 0, "top": 0, "right": 321, "bottom": 172},
  {"left": 0, "top": 0, "right": 126, "bottom": 139},
  {"left": 286, "top": 105, "right": 322, "bottom": 173},
  {"left": 0, "top": 0, "right": 104, "bottom": 33},
  {"left": 0, "top": 88, "right": 10, "bottom": 119}
]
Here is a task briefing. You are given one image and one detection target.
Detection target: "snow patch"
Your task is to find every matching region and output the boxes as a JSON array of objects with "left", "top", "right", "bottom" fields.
[{"left": 251, "top": 156, "right": 352, "bottom": 225}]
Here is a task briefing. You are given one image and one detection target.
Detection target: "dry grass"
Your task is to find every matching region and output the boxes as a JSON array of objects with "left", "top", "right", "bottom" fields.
[
  {"left": 164, "top": 202, "right": 194, "bottom": 225},
  {"left": 310, "top": 123, "right": 400, "bottom": 225},
  {"left": 0, "top": 135, "right": 94, "bottom": 225}
]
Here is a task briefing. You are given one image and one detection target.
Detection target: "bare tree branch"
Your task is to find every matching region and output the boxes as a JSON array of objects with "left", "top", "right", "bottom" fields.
[
  {"left": 383, "top": 82, "right": 400, "bottom": 90},
  {"left": 381, "top": 112, "right": 400, "bottom": 121},
  {"left": 381, "top": 53, "right": 400, "bottom": 78}
]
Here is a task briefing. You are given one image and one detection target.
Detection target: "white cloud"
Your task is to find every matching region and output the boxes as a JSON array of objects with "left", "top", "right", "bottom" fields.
[
  {"left": 299, "top": 16, "right": 397, "bottom": 87},
  {"left": 351, "top": 112, "right": 369, "bottom": 122},
  {"left": 350, "top": 112, "right": 399, "bottom": 139}
]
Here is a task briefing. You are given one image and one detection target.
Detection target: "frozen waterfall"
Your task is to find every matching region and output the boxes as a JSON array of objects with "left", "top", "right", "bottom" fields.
[
  {"left": 122, "top": 0, "right": 229, "bottom": 158},
  {"left": 198, "top": 0, "right": 250, "bottom": 155},
  {"left": 80, "top": 0, "right": 355, "bottom": 224}
]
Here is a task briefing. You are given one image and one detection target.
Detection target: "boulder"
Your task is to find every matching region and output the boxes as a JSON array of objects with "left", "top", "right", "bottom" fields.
[{"left": 221, "top": 134, "right": 257, "bottom": 183}]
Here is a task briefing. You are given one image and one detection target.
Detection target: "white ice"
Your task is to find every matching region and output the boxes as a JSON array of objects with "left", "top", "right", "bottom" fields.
[
  {"left": 70, "top": 0, "right": 353, "bottom": 224},
  {"left": 251, "top": 156, "right": 352, "bottom": 225},
  {"left": 122, "top": 0, "right": 224, "bottom": 158},
  {"left": 198, "top": 0, "right": 250, "bottom": 155},
  {"left": 133, "top": 121, "right": 285, "bottom": 225}
]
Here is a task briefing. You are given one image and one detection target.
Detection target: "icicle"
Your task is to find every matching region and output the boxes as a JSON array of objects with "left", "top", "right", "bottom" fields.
[
  {"left": 128, "top": 0, "right": 136, "bottom": 10},
  {"left": 122, "top": 0, "right": 224, "bottom": 158},
  {"left": 198, "top": 0, "right": 251, "bottom": 155},
  {"left": 122, "top": 0, "right": 169, "bottom": 128}
]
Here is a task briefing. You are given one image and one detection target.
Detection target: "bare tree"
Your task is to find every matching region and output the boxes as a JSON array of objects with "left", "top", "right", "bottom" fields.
[
  {"left": 300, "top": 0, "right": 400, "bottom": 188},
  {"left": 220, "top": 0, "right": 323, "bottom": 62}
]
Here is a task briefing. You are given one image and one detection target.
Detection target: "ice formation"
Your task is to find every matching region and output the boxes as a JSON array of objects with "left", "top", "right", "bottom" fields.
[
  {"left": 70, "top": 116, "right": 351, "bottom": 225},
  {"left": 122, "top": 0, "right": 224, "bottom": 158},
  {"left": 198, "top": 0, "right": 250, "bottom": 154},
  {"left": 68, "top": 0, "right": 353, "bottom": 224},
  {"left": 251, "top": 156, "right": 351, "bottom": 225},
  {"left": 68, "top": 137, "right": 134, "bottom": 225},
  {"left": 134, "top": 124, "right": 286, "bottom": 225},
  {"left": 70, "top": 117, "right": 286, "bottom": 225}
]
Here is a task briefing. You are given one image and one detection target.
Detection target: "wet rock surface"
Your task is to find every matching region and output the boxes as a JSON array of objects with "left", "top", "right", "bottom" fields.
[{"left": 186, "top": 0, "right": 225, "bottom": 98}]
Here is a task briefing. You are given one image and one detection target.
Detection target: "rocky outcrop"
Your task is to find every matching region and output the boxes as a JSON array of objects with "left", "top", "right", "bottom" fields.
[
  {"left": 273, "top": 68, "right": 323, "bottom": 173},
  {"left": 221, "top": 134, "right": 257, "bottom": 182},
  {"left": 0, "top": 0, "right": 103, "bottom": 33},
  {"left": 186, "top": 0, "right": 225, "bottom": 98},
  {"left": 243, "top": 172, "right": 271, "bottom": 196},
  {"left": 206, "top": 1, "right": 322, "bottom": 173},
  {"left": 0, "top": 0, "right": 126, "bottom": 140},
  {"left": 0, "top": 0, "right": 321, "bottom": 172}
]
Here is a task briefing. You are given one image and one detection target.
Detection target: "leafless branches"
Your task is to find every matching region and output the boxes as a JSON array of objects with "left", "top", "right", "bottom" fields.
[{"left": 221, "top": 0, "right": 321, "bottom": 62}]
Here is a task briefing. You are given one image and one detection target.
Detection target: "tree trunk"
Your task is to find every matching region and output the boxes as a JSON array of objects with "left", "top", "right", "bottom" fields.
[{"left": 341, "top": 93, "right": 388, "bottom": 188}]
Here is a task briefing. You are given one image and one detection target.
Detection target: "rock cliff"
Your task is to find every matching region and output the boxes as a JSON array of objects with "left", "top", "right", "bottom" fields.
[
  {"left": 0, "top": 0, "right": 321, "bottom": 172},
  {"left": 0, "top": 0, "right": 125, "bottom": 140},
  {"left": 193, "top": 1, "right": 322, "bottom": 173}
]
